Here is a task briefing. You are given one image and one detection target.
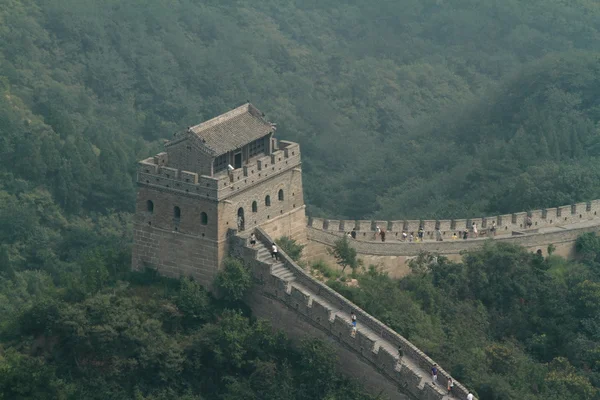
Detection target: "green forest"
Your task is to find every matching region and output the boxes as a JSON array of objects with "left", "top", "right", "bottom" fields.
[
  {"left": 2, "top": 0, "right": 600, "bottom": 398},
  {"left": 327, "top": 235, "right": 600, "bottom": 400}
]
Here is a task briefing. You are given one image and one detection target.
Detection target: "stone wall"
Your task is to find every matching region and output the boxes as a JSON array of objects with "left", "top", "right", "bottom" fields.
[
  {"left": 304, "top": 222, "right": 600, "bottom": 276},
  {"left": 232, "top": 228, "right": 478, "bottom": 400},
  {"left": 165, "top": 136, "right": 214, "bottom": 176},
  {"left": 309, "top": 199, "right": 600, "bottom": 240},
  {"left": 137, "top": 141, "right": 302, "bottom": 202},
  {"left": 132, "top": 221, "right": 219, "bottom": 288},
  {"left": 132, "top": 139, "right": 306, "bottom": 287}
]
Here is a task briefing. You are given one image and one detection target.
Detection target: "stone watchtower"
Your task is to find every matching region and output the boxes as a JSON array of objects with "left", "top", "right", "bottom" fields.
[{"left": 132, "top": 103, "right": 306, "bottom": 287}]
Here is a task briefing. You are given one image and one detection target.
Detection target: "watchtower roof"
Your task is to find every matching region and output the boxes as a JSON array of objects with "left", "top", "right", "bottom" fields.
[{"left": 188, "top": 103, "right": 273, "bottom": 156}]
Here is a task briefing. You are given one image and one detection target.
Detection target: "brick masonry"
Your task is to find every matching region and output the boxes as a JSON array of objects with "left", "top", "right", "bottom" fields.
[
  {"left": 132, "top": 134, "right": 305, "bottom": 288},
  {"left": 232, "top": 228, "right": 475, "bottom": 400},
  {"left": 132, "top": 106, "right": 600, "bottom": 400},
  {"left": 305, "top": 214, "right": 600, "bottom": 278}
]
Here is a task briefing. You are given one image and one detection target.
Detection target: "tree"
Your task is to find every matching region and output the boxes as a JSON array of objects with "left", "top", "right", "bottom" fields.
[
  {"left": 328, "top": 236, "right": 361, "bottom": 274},
  {"left": 275, "top": 236, "right": 304, "bottom": 262},
  {"left": 575, "top": 232, "right": 600, "bottom": 263},
  {"left": 214, "top": 258, "right": 252, "bottom": 301},
  {"left": 176, "top": 277, "right": 212, "bottom": 328}
]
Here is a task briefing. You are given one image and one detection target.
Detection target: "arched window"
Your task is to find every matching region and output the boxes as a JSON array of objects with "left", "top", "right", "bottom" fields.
[
  {"left": 265, "top": 195, "right": 271, "bottom": 207},
  {"left": 252, "top": 201, "right": 258, "bottom": 213},
  {"left": 174, "top": 206, "right": 181, "bottom": 219},
  {"left": 278, "top": 189, "right": 284, "bottom": 201},
  {"left": 147, "top": 200, "right": 154, "bottom": 213},
  {"left": 200, "top": 212, "right": 208, "bottom": 225}
]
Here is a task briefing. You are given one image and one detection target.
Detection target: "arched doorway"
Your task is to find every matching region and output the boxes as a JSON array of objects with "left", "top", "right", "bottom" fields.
[{"left": 237, "top": 207, "right": 245, "bottom": 231}]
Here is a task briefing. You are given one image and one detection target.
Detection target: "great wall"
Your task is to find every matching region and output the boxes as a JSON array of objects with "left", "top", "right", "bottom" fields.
[
  {"left": 304, "top": 202, "right": 600, "bottom": 278},
  {"left": 132, "top": 103, "right": 600, "bottom": 400}
]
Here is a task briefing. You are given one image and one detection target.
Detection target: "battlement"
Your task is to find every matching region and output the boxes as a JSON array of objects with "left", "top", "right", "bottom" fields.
[
  {"left": 137, "top": 140, "right": 301, "bottom": 201},
  {"left": 309, "top": 199, "right": 600, "bottom": 240},
  {"left": 232, "top": 227, "right": 478, "bottom": 400}
]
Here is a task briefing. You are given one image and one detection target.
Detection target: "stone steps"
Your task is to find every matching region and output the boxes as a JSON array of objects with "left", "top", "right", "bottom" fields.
[{"left": 250, "top": 239, "right": 455, "bottom": 400}]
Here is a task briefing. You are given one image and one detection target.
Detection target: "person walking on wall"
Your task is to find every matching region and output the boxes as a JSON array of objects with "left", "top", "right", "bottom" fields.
[
  {"left": 472, "top": 222, "right": 478, "bottom": 238},
  {"left": 467, "top": 392, "right": 474, "bottom": 400},
  {"left": 409, "top": 233, "right": 414, "bottom": 242},
  {"left": 375, "top": 225, "right": 381, "bottom": 240},
  {"left": 402, "top": 231, "right": 408, "bottom": 241},
  {"left": 350, "top": 311, "right": 357, "bottom": 337},
  {"left": 271, "top": 242, "right": 279, "bottom": 260},
  {"left": 490, "top": 220, "right": 496, "bottom": 236},
  {"left": 431, "top": 363, "right": 438, "bottom": 385},
  {"left": 463, "top": 230, "right": 468, "bottom": 240},
  {"left": 351, "top": 227, "right": 357, "bottom": 239},
  {"left": 526, "top": 215, "right": 533, "bottom": 228},
  {"left": 418, "top": 227, "right": 424, "bottom": 241},
  {"left": 249, "top": 233, "right": 257, "bottom": 247},
  {"left": 447, "top": 377, "right": 454, "bottom": 395},
  {"left": 452, "top": 232, "right": 457, "bottom": 240},
  {"left": 435, "top": 228, "right": 443, "bottom": 241},
  {"left": 380, "top": 230, "right": 386, "bottom": 242}
]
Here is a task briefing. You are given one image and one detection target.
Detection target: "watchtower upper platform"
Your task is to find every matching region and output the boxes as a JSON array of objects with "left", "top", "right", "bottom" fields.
[{"left": 163, "top": 103, "right": 276, "bottom": 177}]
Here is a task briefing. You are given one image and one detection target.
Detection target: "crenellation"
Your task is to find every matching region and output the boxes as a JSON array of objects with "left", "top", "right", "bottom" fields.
[
  {"left": 377, "top": 347, "right": 399, "bottom": 373},
  {"left": 422, "top": 220, "right": 436, "bottom": 235},
  {"left": 290, "top": 286, "right": 311, "bottom": 315},
  {"left": 374, "top": 220, "right": 387, "bottom": 231},
  {"left": 398, "top": 362, "right": 423, "bottom": 391},
  {"left": 405, "top": 220, "right": 420, "bottom": 232},
  {"left": 236, "top": 227, "right": 482, "bottom": 400},
  {"left": 437, "top": 219, "right": 452, "bottom": 233},
  {"left": 154, "top": 152, "right": 168, "bottom": 165},
  {"left": 332, "top": 315, "right": 352, "bottom": 338},
  {"left": 389, "top": 220, "right": 404, "bottom": 233},
  {"left": 310, "top": 299, "right": 334, "bottom": 326},
  {"left": 327, "top": 219, "right": 341, "bottom": 232},
  {"left": 137, "top": 144, "right": 301, "bottom": 202},
  {"left": 423, "top": 382, "right": 445, "bottom": 400},
  {"left": 312, "top": 217, "right": 325, "bottom": 230},
  {"left": 357, "top": 331, "right": 376, "bottom": 359}
]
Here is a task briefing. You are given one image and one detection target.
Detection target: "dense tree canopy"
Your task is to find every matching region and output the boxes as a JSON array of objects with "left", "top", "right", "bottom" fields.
[
  {"left": 2, "top": 0, "right": 600, "bottom": 219},
  {"left": 2, "top": 0, "right": 600, "bottom": 398},
  {"left": 328, "top": 238, "right": 600, "bottom": 400}
]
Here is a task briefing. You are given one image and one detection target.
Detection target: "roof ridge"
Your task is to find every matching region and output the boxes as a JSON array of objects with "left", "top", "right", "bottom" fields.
[{"left": 189, "top": 103, "right": 268, "bottom": 134}]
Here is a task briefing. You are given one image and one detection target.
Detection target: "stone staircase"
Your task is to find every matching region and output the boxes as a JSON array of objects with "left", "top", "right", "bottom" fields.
[{"left": 248, "top": 237, "right": 458, "bottom": 400}]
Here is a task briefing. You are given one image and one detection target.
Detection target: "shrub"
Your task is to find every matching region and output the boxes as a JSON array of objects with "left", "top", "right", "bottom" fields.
[
  {"left": 215, "top": 258, "right": 252, "bottom": 301},
  {"left": 275, "top": 236, "right": 305, "bottom": 262}
]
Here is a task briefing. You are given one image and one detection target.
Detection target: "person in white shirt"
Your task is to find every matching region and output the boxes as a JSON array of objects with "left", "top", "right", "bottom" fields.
[
  {"left": 271, "top": 243, "right": 279, "bottom": 260},
  {"left": 467, "top": 392, "right": 474, "bottom": 400}
]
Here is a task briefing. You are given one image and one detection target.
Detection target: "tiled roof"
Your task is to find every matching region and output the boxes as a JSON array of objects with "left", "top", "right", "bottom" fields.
[{"left": 187, "top": 103, "right": 273, "bottom": 156}]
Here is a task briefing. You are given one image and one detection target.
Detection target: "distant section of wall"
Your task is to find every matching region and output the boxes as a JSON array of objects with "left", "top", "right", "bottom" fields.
[
  {"left": 304, "top": 221, "right": 600, "bottom": 275},
  {"left": 309, "top": 200, "right": 600, "bottom": 240}
]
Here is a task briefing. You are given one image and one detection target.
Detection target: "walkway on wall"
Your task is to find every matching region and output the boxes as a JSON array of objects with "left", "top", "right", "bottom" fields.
[{"left": 241, "top": 228, "right": 471, "bottom": 400}]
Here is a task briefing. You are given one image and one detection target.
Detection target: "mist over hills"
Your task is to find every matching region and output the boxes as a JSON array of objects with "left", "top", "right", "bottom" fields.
[
  {"left": 2, "top": 0, "right": 600, "bottom": 220},
  {"left": 1, "top": 1, "right": 600, "bottom": 399}
]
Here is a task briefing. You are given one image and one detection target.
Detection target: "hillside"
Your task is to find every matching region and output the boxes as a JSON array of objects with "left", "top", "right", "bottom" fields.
[
  {"left": 2, "top": 0, "right": 600, "bottom": 399},
  {"left": 2, "top": 0, "right": 600, "bottom": 220}
]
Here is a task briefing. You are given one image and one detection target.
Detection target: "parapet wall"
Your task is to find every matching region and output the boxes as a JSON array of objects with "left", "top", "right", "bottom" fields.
[
  {"left": 137, "top": 141, "right": 301, "bottom": 201},
  {"left": 307, "top": 222, "right": 600, "bottom": 257},
  {"left": 232, "top": 228, "right": 478, "bottom": 400},
  {"left": 309, "top": 200, "right": 600, "bottom": 240}
]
